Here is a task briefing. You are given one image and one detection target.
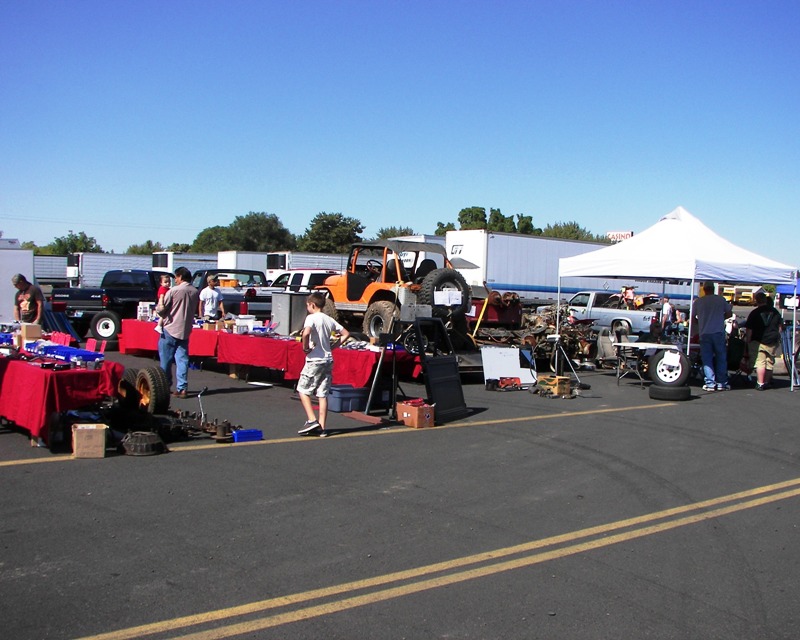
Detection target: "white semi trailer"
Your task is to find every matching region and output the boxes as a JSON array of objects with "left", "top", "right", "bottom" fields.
[{"left": 445, "top": 229, "right": 690, "bottom": 307}]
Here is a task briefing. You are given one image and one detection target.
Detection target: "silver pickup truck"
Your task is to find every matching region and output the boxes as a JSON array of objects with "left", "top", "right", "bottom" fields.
[{"left": 567, "top": 291, "right": 658, "bottom": 334}]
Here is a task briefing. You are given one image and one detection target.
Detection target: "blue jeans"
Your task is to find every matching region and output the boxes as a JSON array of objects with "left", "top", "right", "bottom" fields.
[
  {"left": 700, "top": 332, "right": 728, "bottom": 386},
  {"left": 159, "top": 328, "right": 190, "bottom": 392}
]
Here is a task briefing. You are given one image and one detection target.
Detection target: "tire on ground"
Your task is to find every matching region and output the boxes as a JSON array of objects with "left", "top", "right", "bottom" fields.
[
  {"left": 362, "top": 301, "right": 399, "bottom": 339},
  {"left": 118, "top": 368, "right": 141, "bottom": 410},
  {"left": 648, "top": 349, "right": 690, "bottom": 386},
  {"left": 136, "top": 366, "right": 171, "bottom": 414},
  {"left": 90, "top": 310, "right": 122, "bottom": 341},
  {"left": 648, "top": 384, "right": 691, "bottom": 401},
  {"left": 417, "top": 268, "right": 471, "bottom": 318}
]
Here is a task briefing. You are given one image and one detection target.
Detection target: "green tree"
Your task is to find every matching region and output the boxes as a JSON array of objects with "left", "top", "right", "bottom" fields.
[
  {"left": 487, "top": 208, "right": 516, "bottom": 233},
  {"left": 190, "top": 212, "right": 296, "bottom": 253},
  {"left": 298, "top": 212, "right": 364, "bottom": 253},
  {"left": 457, "top": 206, "right": 487, "bottom": 230},
  {"left": 434, "top": 221, "right": 456, "bottom": 236},
  {"left": 166, "top": 242, "right": 192, "bottom": 252},
  {"left": 191, "top": 225, "right": 233, "bottom": 253},
  {"left": 228, "top": 212, "right": 296, "bottom": 251},
  {"left": 515, "top": 214, "right": 541, "bottom": 235},
  {"left": 126, "top": 240, "right": 165, "bottom": 254},
  {"left": 21, "top": 240, "right": 41, "bottom": 254},
  {"left": 374, "top": 226, "right": 415, "bottom": 240},
  {"left": 47, "top": 231, "right": 103, "bottom": 254},
  {"left": 541, "top": 221, "right": 608, "bottom": 243}
]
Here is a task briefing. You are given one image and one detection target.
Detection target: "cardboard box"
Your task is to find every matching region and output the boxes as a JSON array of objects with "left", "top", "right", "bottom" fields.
[
  {"left": 71, "top": 424, "right": 108, "bottom": 458},
  {"left": 538, "top": 375, "right": 570, "bottom": 395},
  {"left": 21, "top": 323, "right": 42, "bottom": 342},
  {"left": 397, "top": 402, "right": 435, "bottom": 428}
]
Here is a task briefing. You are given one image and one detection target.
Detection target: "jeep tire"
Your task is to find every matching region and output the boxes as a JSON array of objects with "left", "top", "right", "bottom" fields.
[
  {"left": 363, "top": 301, "right": 399, "bottom": 339},
  {"left": 417, "top": 268, "right": 471, "bottom": 318}
]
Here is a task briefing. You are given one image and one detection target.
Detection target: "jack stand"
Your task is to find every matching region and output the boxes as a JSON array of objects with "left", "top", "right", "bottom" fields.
[{"left": 550, "top": 335, "right": 590, "bottom": 390}]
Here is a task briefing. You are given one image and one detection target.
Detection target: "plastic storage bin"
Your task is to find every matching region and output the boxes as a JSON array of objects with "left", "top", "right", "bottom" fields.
[
  {"left": 328, "top": 385, "right": 369, "bottom": 413},
  {"left": 232, "top": 429, "right": 263, "bottom": 443}
]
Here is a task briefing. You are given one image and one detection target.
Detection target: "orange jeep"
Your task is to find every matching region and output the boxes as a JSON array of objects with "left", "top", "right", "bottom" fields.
[{"left": 318, "top": 240, "right": 471, "bottom": 338}]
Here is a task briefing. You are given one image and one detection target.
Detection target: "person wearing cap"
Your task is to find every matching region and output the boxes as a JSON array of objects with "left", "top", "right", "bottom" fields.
[
  {"left": 692, "top": 282, "right": 733, "bottom": 391},
  {"left": 198, "top": 275, "right": 225, "bottom": 320},
  {"left": 11, "top": 273, "right": 45, "bottom": 325}
]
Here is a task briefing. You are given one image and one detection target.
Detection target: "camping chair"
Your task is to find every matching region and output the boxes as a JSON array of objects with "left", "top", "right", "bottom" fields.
[
  {"left": 595, "top": 328, "right": 617, "bottom": 368},
  {"left": 614, "top": 328, "right": 644, "bottom": 387}
]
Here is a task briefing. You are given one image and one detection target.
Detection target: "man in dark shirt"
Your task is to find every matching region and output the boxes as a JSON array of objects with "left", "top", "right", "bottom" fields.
[
  {"left": 12, "top": 273, "right": 44, "bottom": 324},
  {"left": 744, "top": 292, "right": 783, "bottom": 390}
]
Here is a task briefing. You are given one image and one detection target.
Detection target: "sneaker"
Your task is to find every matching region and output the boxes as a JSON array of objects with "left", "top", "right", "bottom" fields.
[
  {"left": 702, "top": 384, "right": 716, "bottom": 392},
  {"left": 298, "top": 420, "right": 321, "bottom": 435},
  {"left": 755, "top": 383, "right": 765, "bottom": 391},
  {"left": 716, "top": 383, "right": 730, "bottom": 391},
  {"left": 318, "top": 429, "right": 330, "bottom": 438}
]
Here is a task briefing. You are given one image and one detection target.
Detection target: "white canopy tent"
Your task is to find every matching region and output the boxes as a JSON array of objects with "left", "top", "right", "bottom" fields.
[{"left": 558, "top": 206, "right": 799, "bottom": 389}]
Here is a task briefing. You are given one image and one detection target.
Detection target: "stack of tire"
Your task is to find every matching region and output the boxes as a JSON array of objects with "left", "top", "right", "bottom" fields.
[
  {"left": 117, "top": 366, "right": 172, "bottom": 414},
  {"left": 648, "top": 349, "right": 692, "bottom": 401}
]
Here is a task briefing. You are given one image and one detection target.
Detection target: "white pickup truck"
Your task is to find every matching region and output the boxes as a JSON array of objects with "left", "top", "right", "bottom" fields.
[{"left": 567, "top": 291, "right": 659, "bottom": 335}]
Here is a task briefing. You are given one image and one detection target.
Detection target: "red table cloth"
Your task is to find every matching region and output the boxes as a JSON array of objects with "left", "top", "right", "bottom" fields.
[
  {"left": 0, "top": 359, "right": 124, "bottom": 441},
  {"left": 217, "top": 333, "right": 420, "bottom": 387},
  {"left": 119, "top": 320, "right": 219, "bottom": 357}
]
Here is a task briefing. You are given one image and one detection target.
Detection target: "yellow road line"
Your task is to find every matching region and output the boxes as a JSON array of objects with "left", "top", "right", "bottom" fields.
[
  {"left": 0, "top": 403, "right": 672, "bottom": 464},
  {"left": 75, "top": 476, "right": 800, "bottom": 640},
  {"left": 0, "top": 456, "right": 71, "bottom": 467}
]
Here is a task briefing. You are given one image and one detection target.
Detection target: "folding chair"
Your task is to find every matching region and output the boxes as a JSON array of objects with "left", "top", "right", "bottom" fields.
[
  {"left": 615, "top": 329, "right": 644, "bottom": 387},
  {"left": 85, "top": 338, "right": 106, "bottom": 353}
]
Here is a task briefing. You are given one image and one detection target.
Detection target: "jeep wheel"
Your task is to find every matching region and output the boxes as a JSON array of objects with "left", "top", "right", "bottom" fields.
[
  {"left": 418, "top": 268, "right": 471, "bottom": 318},
  {"left": 363, "top": 301, "right": 399, "bottom": 339},
  {"left": 322, "top": 297, "right": 339, "bottom": 321},
  {"left": 90, "top": 311, "right": 122, "bottom": 341}
]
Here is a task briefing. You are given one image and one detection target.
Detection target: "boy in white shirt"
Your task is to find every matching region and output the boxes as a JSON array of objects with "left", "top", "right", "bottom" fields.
[
  {"left": 198, "top": 275, "right": 225, "bottom": 320},
  {"left": 297, "top": 293, "right": 349, "bottom": 437}
]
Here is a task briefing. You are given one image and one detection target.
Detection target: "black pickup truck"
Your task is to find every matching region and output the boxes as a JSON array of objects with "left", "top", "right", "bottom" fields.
[{"left": 51, "top": 269, "right": 168, "bottom": 342}]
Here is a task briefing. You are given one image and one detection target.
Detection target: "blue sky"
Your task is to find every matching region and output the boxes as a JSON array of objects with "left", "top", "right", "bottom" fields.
[{"left": 1, "top": 0, "right": 798, "bottom": 266}]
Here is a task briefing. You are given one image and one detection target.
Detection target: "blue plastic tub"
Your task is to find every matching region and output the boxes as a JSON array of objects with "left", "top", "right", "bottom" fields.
[
  {"left": 232, "top": 429, "right": 263, "bottom": 443},
  {"left": 328, "top": 385, "right": 369, "bottom": 413}
]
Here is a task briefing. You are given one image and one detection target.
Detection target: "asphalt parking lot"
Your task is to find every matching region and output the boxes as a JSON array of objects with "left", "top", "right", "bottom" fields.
[{"left": 2, "top": 351, "right": 799, "bottom": 639}]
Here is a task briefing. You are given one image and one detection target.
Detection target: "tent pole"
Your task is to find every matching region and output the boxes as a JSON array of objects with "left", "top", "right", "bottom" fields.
[
  {"left": 686, "top": 277, "right": 696, "bottom": 357},
  {"left": 555, "top": 274, "right": 562, "bottom": 373},
  {"left": 792, "top": 279, "right": 797, "bottom": 392}
]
